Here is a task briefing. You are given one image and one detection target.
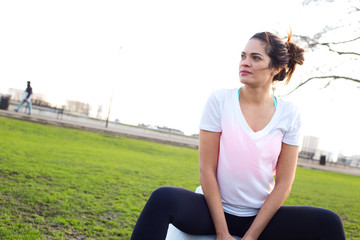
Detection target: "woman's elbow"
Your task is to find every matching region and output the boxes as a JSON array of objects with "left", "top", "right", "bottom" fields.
[
  {"left": 274, "top": 181, "right": 293, "bottom": 199},
  {"left": 199, "top": 167, "right": 217, "bottom": 185}
]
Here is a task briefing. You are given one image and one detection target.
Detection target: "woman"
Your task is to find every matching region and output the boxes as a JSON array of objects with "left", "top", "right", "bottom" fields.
[{"left": 131, "top": 32, "right": 346, "bottom": 240}]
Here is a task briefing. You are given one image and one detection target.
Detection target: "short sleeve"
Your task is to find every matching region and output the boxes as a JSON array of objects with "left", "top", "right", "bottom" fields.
[
  {"left": 199, "top": 90, "right": 222, "bottom": 132},
  {"left": 282, "top": 107, "right": 302, "bottom": 146}
]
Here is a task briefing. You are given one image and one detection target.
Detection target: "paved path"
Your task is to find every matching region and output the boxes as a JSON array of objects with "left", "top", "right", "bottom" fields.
[
  {"left": 1, "top": 109, "right": 359, "bottom": 177},
  {"left": 297, "top": 158, "right": 360, "bottom": 176},
  {"left": 0, "top": 109, "right": 198, "bottom": 148}
]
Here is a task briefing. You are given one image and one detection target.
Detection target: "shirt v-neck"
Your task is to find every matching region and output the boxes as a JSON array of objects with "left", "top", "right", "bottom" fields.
[{"left": 233, "top": 88, "right": 280, "bottom": 139}]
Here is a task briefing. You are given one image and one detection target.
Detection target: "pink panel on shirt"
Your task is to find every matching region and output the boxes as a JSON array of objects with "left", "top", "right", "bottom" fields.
[{"left": 217, "top": 118, "right": 283, "bottom": 209}]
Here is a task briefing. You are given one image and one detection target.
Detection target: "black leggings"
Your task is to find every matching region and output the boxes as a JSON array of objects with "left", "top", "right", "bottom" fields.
[{"left": 131, "top": 187, "right": 346, "bottom": 240}]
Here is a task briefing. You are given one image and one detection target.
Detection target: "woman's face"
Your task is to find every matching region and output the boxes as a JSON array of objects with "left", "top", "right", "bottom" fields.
[{"left": 239, "top": 39, "right": 276, "bottom": 87}]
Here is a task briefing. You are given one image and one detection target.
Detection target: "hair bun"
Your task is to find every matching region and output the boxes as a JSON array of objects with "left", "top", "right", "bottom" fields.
[
  {"left": 283, "top": 32, "right": 305, "bottom": 83},
  {"left": 286, "top": 41, "right": 305, "bottom": 66},
  {"left": 286, "top": 31, "right": 305, "bottom": 65}
]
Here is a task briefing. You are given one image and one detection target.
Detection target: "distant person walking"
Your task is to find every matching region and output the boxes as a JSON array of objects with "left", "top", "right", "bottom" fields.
[{"left": 15, "top": 81, "right": 32, "bottom": 115}]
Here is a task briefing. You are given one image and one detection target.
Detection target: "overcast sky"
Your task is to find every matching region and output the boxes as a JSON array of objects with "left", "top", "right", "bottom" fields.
[{"left": 1, "top": 0, "right": 359, "bottom": 155}]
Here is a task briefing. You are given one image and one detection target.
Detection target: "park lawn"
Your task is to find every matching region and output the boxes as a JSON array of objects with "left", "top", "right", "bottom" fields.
[{"left": 0, "top": 117, "right": 359, "bottom": 239}]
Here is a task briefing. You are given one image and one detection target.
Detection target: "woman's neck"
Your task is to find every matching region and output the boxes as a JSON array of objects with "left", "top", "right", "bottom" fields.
[{"left": 240, "top": 85, "right": 272, "bottom": 106}]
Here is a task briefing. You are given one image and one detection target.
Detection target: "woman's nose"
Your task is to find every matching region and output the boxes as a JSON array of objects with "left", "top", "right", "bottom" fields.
[{"left": 240, "top": 58, "right": 250, "bottom": 67}]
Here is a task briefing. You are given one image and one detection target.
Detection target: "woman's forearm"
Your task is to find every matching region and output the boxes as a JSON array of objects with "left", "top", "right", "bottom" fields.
[
  {"left": 200, "top": 171, "right": 230, "bottom": 237},
  {"left": 242, "top": 183, "right": 291, "bottom": 239},
  {"left": 199, "top": 130, "right": 231, "bottom": 239}
]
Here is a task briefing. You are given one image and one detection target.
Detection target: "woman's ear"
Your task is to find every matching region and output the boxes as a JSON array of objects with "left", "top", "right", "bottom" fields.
[{"left": 273, "top": 67, "right": 283, "bottom": 76}]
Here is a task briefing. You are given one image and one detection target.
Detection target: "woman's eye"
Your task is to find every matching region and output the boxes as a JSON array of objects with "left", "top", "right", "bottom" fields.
[
  {"left": 253, "top": 56, "right": 261, "bottom": 60},
  {"left": 241, "top": 55, "right": 246, "bottom": 60}
]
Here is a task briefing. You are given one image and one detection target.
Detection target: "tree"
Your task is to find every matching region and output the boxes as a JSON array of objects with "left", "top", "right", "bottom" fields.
[{"left": 280, "top": 0, "right": 360, "bottom": 96}]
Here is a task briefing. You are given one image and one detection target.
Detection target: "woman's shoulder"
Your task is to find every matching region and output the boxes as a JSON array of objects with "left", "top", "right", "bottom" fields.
[
  {"left": 277, "top": 97, "right": 299, "bottom": 109},
  {"left": 277, "top": 98, "right": 301, "bottom": 119},
  {"left": 209, "top": 88, "right": 237, "bottom": 99}
]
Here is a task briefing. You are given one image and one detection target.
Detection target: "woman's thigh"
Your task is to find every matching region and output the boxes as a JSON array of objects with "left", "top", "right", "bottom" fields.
[
  {"left": 131, "top": 187, "right": 216, "bottom": 239},
  {"left": 226, "top": 206, "right": 345, "bottom": 239},
  {"left": 167, "top": 187, "right": 216, "bottom": 235},
  {"left": 259, "top": 206, "right": 346, "bottom": 240}
]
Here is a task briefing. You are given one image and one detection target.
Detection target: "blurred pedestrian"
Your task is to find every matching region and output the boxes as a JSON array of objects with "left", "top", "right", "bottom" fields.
[{"left": 15, "top": 81, "right": 32, "bottom": 115}]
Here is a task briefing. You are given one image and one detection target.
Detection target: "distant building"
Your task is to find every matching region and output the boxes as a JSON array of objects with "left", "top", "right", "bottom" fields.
[
  {"left": 157, "top": 126, "right": 184, "bottom": 135},
  {"left": 299, "top": 136, "right": 320, "bottom": 159},
  {"left": 191, "top": 133, "right": 199, "bottom": 138},
  {"left": 337, "top": 152, "right": 360, "bottom": 167},
  {"left": 97, "top": 105, "right": 103, "bottom": 119},
  {"left": 65, "top": 100, "right": 91, "bottom": 116},
  {"left": 138, "top": 123, "right": 184, "bottom": 135},
  {"left": 350, "top": 155, "right": 360, "bottom": 168}
]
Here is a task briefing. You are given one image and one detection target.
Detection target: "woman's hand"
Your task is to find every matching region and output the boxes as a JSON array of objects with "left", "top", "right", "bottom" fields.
[
  {"left": 241, "top": 236, "right": 257, "bottom": 240},
  {"left": 216, "top": 234, "right": 236, "bottom": 240}
]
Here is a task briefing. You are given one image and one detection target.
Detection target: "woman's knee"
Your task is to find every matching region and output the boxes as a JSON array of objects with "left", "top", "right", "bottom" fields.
[
  {"left": 319, "top": 208, "right": 344, "bottom": 228},
  {"left": 147, "top": 187, "right": 183, "bottom": 210},
  {"left": 315, "top": 208, "right": 346, "bottom": 239}
]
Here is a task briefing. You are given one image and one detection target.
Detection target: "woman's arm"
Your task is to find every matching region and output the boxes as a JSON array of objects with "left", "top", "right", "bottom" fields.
[
  {"left": 242, "top": 143, "right": 299, "bottom": 240},
  {"left": 199, "top": 130, "right": 234, "bottom": 240}
]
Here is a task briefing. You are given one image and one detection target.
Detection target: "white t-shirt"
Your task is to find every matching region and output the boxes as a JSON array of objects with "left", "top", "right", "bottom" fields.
[{"left": 197, "top": 88, "right": 302, "bottom": 217}]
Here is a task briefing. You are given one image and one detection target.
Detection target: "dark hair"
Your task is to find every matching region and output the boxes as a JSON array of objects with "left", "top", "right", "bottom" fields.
[{"left": 250, "top": 31, "right": 305, "bottom": 84}]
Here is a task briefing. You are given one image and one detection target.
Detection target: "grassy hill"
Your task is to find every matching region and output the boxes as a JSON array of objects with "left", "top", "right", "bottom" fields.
[{"left": 0, "top": 117, "right": 359, "bottom": 239}]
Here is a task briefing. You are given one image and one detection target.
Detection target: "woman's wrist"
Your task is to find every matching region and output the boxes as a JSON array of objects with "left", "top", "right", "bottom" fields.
[
  {"left": 242, "top": 230, "right": 258, "bottom": 240},
  {"left": 216, "top": 232, "right": 232, "bottom": 240}
]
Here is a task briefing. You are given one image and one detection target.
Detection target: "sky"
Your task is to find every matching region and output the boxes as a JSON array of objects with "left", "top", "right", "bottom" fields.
[{"left": 1, "top": 0, "right": 359, "bottom": 156}]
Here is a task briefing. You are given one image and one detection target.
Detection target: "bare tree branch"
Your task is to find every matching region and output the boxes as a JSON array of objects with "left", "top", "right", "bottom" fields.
[
  {"left": 294, "top": 35, "right": 360, "bottom": 57},
  {"left": 327, "top": 36, "right": 360, "bottom": 45},
  {"left": 329, "top": 50, "right": 360, "bottom": 56},
  {"left": 302, "top": 0, "right": 335, "bottom": 6},
  {"left": 321, "top": 80, "right": 332, "bottom": 89},
  {"left": 350, "top": 5, "right": 360, "bottom": 13},
  {"left": 320, "top": 43, "right": 360, "bottom": 56},
  {"left": 280, "top": 76, "right": 360, "bottom": 96},
  {"left": 294, "top": 34, "right": 360, "bottom": 48}
]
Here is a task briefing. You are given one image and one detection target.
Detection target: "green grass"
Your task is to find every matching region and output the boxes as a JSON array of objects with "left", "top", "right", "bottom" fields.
[{"left": 0, "top": 117, "right": 359, "bottom": 239}]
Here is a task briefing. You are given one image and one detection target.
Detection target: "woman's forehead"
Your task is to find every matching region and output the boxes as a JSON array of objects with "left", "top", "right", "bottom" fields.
[{"left": 242, "top": 39, "right": 267, "bottom": 55}]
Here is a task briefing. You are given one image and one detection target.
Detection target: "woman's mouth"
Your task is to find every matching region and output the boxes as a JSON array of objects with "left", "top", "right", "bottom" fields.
[{"left": 240, "top": 70, "right": 251, "bottom": 75}]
